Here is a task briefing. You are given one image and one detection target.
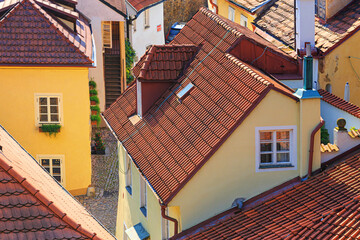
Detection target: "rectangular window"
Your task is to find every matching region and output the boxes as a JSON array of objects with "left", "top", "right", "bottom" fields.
[
  {"left": 144, "top": 9, "right": 150, "bottom": 28},
  {"left": 240, "top": 14, "right": 248, "bottom": 27},
  {"left": 36, "top": 95, "right": 61, "bottom": 125},
  {"left": 125, "top": 153, "right": 132, "bottom": 195},
  {"left": 140, "top": 176, "right": 147, "bottom": 217},
  {"left": 228, "top": 6, "right": 235, "bottom": 21},
  {"left": 102, "top": 21, "right": 112, "bottom": 48},
  {"left": 256, "top": 126, "right": 297, "bottom": 171},
  {"left": 38, "top": 155, "right": 64, "bottom": 184}
]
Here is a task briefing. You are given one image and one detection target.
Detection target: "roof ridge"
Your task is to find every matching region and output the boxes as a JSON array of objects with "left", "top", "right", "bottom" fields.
[
  {"left": 199, "top": 7, "right": 243, "bottom": 38},
  {"left": 138, "top": 45, "right": 157, "bottom": 79},
  {"left": 224, "top": 53, "right": 272, "bottom": 86},
  {"left": 0, "top": 155, "right": 99, "bottom": 239}
]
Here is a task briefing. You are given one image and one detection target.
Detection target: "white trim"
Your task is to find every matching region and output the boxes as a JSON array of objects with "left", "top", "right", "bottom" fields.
[
  {"left": 139, "top": 175, "right": 148, "bottom": 219},
  {"left": 136, "top": 80, "right": 143, "bottom": 118},
  {"left": 240, "top": 14, "right": 248, "bottom": 27},
  {"left": 255, "top": 125, "right": 297, "bottom": 172},
  {"left": 161, "top": 208, "right": 170, "bottom": 240},
  {"left": 123, "top": 222, "right": 128, "bottom": 240},
  {"left": 124, "top": 151, "right": 133, "bottom": 198},
  {"left": 228, "top": 6, "right": 235, "bottom": 21},
  {"left": 34, "top": 93, "right": 63, "bottom": 127},
  {"left": 37, "top": 154, "right": 66, "bottom": 186}
]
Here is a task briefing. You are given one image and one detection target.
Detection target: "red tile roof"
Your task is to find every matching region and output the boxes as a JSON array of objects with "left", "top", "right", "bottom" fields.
[
  {"left": 0, "top": 0, "right": 93, "bottom": 66},
  {"left": 137, "top": 45, "right": 199, "bottom": 82},
  {"left": 319, "top": 89, "right": 360, "bottom": 119},
  {"left": 174, "top": 150, "right": 360, "bottom": 239},
  {"left": 254, "top": 0, "right": 360, "bottom": 53},
  {"left": 127, "top": 0, "right": 163, "bottom": 12},
  {"left": 103, "top": 8, "right": 296, "bottom": 204},
  {"left": 0, "top": 125, "right": 115, "bottom": 240}
]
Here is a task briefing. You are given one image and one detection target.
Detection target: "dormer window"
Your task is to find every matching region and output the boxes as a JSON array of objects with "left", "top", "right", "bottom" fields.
[{"left": 177, "top": 83, "right": 194, "bottom": 101}]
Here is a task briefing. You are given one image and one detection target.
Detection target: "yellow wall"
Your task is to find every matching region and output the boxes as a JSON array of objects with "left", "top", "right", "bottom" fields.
[
  {"left": 116, "top": 144, "right": 163, "bottom": 240},
  {"left": 0, "top": 67, "right": 92, "bottom": 195},
  {"left": 318, "top": 31, "right": 360, "bottom": 106},
  {"left": 116, "top": 90, "right": 322, "bottom": 237},
  {"left": 214, "top": 0, "right": 256, "bottom": 30}
]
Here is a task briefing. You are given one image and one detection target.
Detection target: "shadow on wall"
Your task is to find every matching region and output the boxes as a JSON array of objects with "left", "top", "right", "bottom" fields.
[{"left": 163, "top": 0, "right": 208, "bottom": 37}]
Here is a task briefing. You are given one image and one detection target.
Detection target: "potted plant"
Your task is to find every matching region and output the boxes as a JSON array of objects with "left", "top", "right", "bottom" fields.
[
  {"left": 89, "top": 89, "right": 98, "bottom": 97},
  {"left": 90, "top": 96, "right": 99, "bottom": 106},
  {"left": 91, "top": 114, "right": 101, "bottom": 126},
  {"left": 90, "top": 105, "right": 100, "bottom": 115},
  {"left": 89, "top": 80, "right": 96, "bottom": 90},
  {"left": 92, "top": 133, "right": 106, "bottom": 155},
  {"left": 39, "top": 124, "right": 61, "bottom": 136}
]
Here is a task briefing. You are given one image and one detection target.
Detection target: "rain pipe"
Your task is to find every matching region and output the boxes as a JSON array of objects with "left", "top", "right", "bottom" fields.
[
  {"left": 161, "top": 205, "right": 179, "bottom": 235},
  {"left": 308, "top": 118, "right": 324, "bottom": 177},
  {"left": 209, "top": 0, "right": 218, "bottom": 14}
]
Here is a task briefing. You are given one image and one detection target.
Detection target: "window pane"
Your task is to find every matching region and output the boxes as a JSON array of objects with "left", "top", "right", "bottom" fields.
[
  {"left": 51, "top": 114, "right": 59, "bottom": 122},
  {"left": 260, "top": 132, "right": 272, "bottom": 141},
  {"left": 50, "top": 98, "right": 58, "bottom": 105},
  {"left": 52, "top": 159, "right": 61, "bottom": 166},
  {"left": 277, "top": 142, "right": 290, "bottom": 151},
  {"left": 260, "top": 143, "right": 272, "bottom": 152},
  {"left": 50, "top": 106, "right": 58, "bottom": 113},
  {"left": 54, "top": 176, "right": 61, "bottom": 182},
  {"left": 39, "top": 98, "right": 47, "bottom": 105},
  {"left": 277, "top": 153, "right": 290, "bottom": 163},
  {"left": 260, "top": 154, "right": 272, "bottom": 163},
  {"left": 53, "top": 167, "right": 61, "bottom": 174},
  {"left": 44, "top": 167, "right": 50, "bottom": 173},
  {"left": 40, "top": 114, "right": 48, "bottom": 122},
  {"left": 41, "top": 159, "right": 50, "bottom": 166},
  {"left": 277, "top": 131, "right": 289, "bottom": 140},
  {"left": 40, "top": 106, "right": 48, "bottom": 113}
]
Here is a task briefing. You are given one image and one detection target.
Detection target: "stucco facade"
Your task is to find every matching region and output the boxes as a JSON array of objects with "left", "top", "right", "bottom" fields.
[{"left": 0, "top": 67, "right": 92, "bottom": 195}]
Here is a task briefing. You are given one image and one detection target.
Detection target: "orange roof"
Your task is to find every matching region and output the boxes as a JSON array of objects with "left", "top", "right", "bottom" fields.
[
  {"left": 174, "top": 150, "right": 360, "bottom": 239},
  {"left": 0, "top": 125, "right": 115, "bottom": 239},
  {"left": 103, "top": 8, "right": 297, "bottom": 204},
  {"left": 319, "top": 89, "right": 360, "bottom": 119},
  {"left": 127, "top": 0, "right": 163, "bottom": 12}
]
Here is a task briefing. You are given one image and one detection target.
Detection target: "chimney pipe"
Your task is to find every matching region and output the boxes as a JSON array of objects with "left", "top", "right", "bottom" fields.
[
  {"left": 295, "top": 0, "right": 315, "bottom": 51},
  {"left": 344, "top": 82, "right": 350, "bottom": 102},
  {"left": 303, "top": 44, "right": 313, "bottom": 90}
]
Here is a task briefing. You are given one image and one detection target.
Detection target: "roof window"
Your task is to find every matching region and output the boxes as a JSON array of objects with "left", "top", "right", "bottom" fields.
[{"left": 176, "top": 83, "right": 194, "bottom": 101}]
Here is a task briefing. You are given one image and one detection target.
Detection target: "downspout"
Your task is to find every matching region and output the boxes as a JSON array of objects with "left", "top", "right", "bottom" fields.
[
  {"left": 161, "top": 205, "right": 178, "bottom": 235},
  {"left": 308, "top": 117, "right": 324, "bottom": 177},
  {"left": 209, "top": 0, "right": 218, "bottom": 14}
]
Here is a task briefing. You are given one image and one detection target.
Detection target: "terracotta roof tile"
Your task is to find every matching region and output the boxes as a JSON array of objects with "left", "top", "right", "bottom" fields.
[
  {"left": 127, "top": 0, "right": 163, "bottom": 12},
  {"left": 320, "top": 143, "right": 339, "bottom": 153},
  {"left": 104, "top": 8, "right": 296, "bottom": 204},
  {"left": 0, "top": 125, "right": 115, "bottom": 240},
  {"left": 319, "top": 89, "right": 360, "bottom": 119},
  {"left": 0, "top": 0, "right": 93, "bottom": 66},
  {"left": 175, "top": 150, "right": 360, "bottom": 239},
  {"left": 137, "top": 45, "right": 199, "bottom": 82},
  {"left": 254, "top": 0, "right": 360, "bottom": 53}
]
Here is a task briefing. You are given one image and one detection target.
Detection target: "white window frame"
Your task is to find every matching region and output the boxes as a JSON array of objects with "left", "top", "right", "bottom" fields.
[
  {"left": 240, "top": 14, "right": 248, "bottom": 27},
  {"left": 140, "top": 176, "right": 147, "bottom": 218},
  {"left": 125, "top": 152, "right": 132, "bottom": 195},
  {"left": 255, "top": 126, "right": 297, "bottom": 172},
  {"left": 144, "top": 9, "right": 150, "bottom": 28},
  {"left": 161, "top": 209, "right": 170, "bottom": 240},
  {"left": 35, "top": 94, "right": 63, "bottom": 126},
  {"left": 102, "top": 21, "right": 112, "bottom": 49},
  {"left": 37, "top": 155, "right": 65, "bottom": 186},
  {"left": 228, "top": 6, "right": 235, "bottom": 21},
  {"left": 136, "top": 80, "right": 143, "bottom": 118}
]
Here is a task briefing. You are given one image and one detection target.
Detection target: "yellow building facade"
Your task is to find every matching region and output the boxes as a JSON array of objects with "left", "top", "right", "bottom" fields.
[{"left": 0, "top": 67, "right": 92, "bottom": 195}]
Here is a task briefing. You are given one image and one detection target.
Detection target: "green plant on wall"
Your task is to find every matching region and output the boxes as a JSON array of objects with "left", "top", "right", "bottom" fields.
[
  {"left": 90, "top": 105, "right": 100, "bottom": 113},
  {"left": 321, "top": 126, "right": 330, "bottom": 145},
  {"left": 89, "top": 79, "right": 97, "bottom": 88},
  {"left": 90, "top": 96, "right": 100, "bottom": 104},
  {"left": 91, "top": 114, "right": 101, "bottom": 126},
  {"left": 41, "top": 124, "right": 61, "bottom": 136},
  {"left": 92, "top": 132, "right": 106, "bottom": 154},
  {"left": 125, "top": 39, "right": 136, "bottom": 84}
]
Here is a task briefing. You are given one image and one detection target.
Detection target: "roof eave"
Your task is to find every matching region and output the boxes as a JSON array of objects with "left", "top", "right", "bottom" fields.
[{"left": 99, "top": 0, "right": 127, "bottom": 18}]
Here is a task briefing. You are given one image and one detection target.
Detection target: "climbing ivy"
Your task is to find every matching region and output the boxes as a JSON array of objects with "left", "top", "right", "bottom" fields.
[{"left": 125, "top": 39, "right": 136, "bottom": 84}]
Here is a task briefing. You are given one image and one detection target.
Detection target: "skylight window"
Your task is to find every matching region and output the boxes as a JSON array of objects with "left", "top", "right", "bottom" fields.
[{"left": 177, "top": 83, "right": 194, "bottom": 100}]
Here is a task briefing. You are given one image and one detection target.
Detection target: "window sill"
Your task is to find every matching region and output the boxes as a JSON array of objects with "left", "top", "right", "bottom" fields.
[
  {"left": 259, "top": 164, "right": 294, "bottom": 169},
  {"left": 125, "top": 186, "right": 132, "bottom": 195},
  {"left": 140, "top": 207, "right": 147, "bottom": 217},
  {"left": 144, "top": 25, "right": 150, "bottom": 29}
]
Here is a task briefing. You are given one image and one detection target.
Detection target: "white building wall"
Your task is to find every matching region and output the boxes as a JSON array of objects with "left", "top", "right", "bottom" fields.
[
  {"left": 321, "top": 101, "right": 360, "bottom": 142},
  {"left": 77, "top": 0, "right": 125, "bottom": 111},
  {"left": 130, "top": 3, "right": 165, "bottom": 60}
]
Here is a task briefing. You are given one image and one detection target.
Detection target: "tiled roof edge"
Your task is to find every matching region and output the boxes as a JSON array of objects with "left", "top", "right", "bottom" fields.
[
  {"left": 319, "top": 89, "right": 360, "bottom": 119},
  {"left": 199, "top": 7, "right": 243, "bottom": 38},
  {"left": 0, "top": 156, "right": 101, "bottom": 239}
]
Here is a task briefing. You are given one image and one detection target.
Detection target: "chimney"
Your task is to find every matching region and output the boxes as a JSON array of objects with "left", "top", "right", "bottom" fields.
[{"left": 295, "top": 0, "right": 315, "bottom": 51}]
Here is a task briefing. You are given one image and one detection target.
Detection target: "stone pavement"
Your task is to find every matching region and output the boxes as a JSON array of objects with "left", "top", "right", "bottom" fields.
[{"left": 75, "top": 127, "right": 119, "bottom": 235}]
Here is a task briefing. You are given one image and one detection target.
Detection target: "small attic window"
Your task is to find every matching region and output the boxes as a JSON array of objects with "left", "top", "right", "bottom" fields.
[{"left": 177, "top": 83, "right": 194, "bottom": 101}]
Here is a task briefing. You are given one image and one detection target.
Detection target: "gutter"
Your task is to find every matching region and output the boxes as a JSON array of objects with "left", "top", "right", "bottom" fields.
[
  {"left": 308, "top": 117, "right": 324, "bottom": 177},
  {"left": 161, "top": 205, "right": 179, "bottom": 235},
  {"left": 209, "top": 0, "right": 218, "bottom": 14}
]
